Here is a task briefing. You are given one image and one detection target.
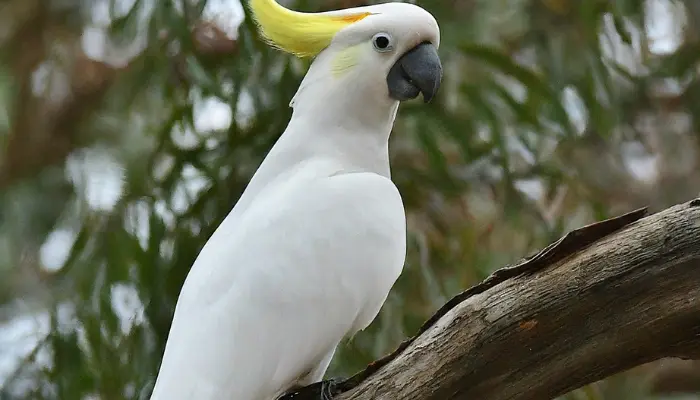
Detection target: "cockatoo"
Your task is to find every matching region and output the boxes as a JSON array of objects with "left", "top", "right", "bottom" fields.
[{"left": 149, "top": 0, "right": 442, "bottom": 399}]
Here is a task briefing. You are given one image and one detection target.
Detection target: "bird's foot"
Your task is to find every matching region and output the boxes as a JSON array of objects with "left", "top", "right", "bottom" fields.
[{"left": 279, "top": 378, "right": 341, "bottom": 400}]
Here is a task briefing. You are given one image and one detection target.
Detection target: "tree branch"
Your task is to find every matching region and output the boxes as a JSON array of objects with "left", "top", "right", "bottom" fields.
[{"left": 293, "top": 198, "right": 700, "bottom": 399}]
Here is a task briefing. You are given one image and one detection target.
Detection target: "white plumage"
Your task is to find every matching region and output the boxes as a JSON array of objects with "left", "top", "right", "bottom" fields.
[{"left": 150, "top": 2, "right": 441, "bottom": 399}]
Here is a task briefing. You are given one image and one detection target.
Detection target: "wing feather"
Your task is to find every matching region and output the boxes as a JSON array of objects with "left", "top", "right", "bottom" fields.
[{"left": 150, "top": 170, "right": 405, "bottom": 400}]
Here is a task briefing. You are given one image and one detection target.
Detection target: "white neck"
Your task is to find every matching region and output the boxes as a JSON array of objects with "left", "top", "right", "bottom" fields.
[
  {"left": 285, "top": 75, "right": 399, "bottom": 176},
  {"left": 229, "top": 56, "right": 400, "bottom": 216},
  {"left": 286, "top": 49, "right": 400, "bottom": 175}
]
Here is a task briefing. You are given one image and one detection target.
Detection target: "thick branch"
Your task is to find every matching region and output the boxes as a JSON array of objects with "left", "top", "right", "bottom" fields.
[{"left": 294, "top": 199, "right": 700, "bottom": 399}]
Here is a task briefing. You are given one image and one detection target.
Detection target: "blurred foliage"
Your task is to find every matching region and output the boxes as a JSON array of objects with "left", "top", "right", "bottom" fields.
[{"left": 0, "top": 0, "right": 699, "bottom": 399}]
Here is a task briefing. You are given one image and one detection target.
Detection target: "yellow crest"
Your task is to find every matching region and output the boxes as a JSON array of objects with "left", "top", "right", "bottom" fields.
[{"left": 249, "top": 0, "right": 372, "bottom": 58}]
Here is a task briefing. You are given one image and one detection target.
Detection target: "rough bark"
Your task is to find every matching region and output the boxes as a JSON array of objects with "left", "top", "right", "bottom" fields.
[{"left": 290, "top": 198, "right": 700, "bottom": 400}]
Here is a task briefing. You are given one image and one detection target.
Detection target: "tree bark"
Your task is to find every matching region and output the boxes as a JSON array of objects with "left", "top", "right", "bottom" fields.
[{"left": 292, "top": 198, "right": 700, "bottom": 400}]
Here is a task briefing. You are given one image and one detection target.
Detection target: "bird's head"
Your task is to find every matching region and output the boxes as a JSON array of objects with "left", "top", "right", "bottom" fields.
[{"left": 249, "top": 0, "right": 443, "bottom": 115}]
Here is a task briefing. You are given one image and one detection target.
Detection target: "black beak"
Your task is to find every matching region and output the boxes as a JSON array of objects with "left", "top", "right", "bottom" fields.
[{"left": 387, "top": 42, "right": 443, "bottom": 103}]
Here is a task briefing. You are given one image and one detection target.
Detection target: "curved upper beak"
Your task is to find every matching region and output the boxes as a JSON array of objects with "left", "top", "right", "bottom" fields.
[{"left": 387, "top": 42, "right": 443, "bottom": 103}]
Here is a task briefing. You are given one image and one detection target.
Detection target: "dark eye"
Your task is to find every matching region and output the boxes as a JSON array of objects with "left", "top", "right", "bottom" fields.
[{"left": 372, "top": 33, "right": 393, "bottom": 52}]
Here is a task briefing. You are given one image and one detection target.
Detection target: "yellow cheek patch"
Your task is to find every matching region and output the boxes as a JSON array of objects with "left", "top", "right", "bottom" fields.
[{"left": 331, "top": 45, "right": 362, "bottom": 77}]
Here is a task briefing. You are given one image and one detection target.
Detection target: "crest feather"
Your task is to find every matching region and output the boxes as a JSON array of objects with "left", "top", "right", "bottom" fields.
[{"left": 249, "top": 0, "right": 372, "bottom": 57}]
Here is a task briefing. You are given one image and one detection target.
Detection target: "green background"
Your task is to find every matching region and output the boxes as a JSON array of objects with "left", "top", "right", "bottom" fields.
[{"left": 0, "top": 0, "right": 699, "bottom": 398}]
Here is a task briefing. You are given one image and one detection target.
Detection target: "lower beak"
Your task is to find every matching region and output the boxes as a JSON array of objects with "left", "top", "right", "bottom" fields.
[{"left": 386, "top": 42, "right": 443, "bottom": 103}]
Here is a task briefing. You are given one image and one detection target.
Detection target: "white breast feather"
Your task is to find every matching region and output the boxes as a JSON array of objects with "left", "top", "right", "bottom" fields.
[{"left": 150, "top": 162, "right": 406, "bottom": 400}]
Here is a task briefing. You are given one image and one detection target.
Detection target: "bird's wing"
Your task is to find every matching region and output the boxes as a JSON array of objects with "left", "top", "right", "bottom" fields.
[{"left": 150, "top": 169, "right": 406, "bottom": 400}]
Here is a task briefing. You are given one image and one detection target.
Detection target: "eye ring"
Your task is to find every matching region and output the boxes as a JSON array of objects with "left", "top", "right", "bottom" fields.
[{"left": 372, "top": 32, "right": 393, "bottom": 52}]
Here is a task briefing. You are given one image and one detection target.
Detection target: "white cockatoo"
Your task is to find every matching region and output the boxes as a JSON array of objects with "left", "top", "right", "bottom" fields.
[{"left": 149, "top": 1, "right": 442, "bottom": 399}]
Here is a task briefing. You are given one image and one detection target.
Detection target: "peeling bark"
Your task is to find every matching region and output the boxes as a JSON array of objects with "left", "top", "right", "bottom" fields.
[{"left": 290, "top": 199, "right": 700, "bottom": 400}]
